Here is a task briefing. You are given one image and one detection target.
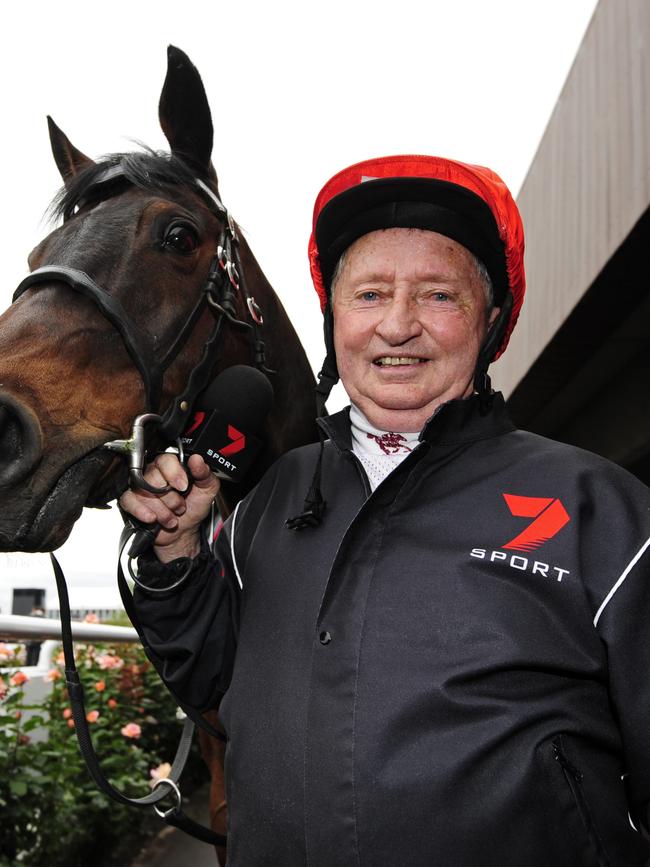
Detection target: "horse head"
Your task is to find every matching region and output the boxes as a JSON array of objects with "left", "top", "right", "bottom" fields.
[{"left": 0, "top": 46, "right": 317, "bottom": 553}]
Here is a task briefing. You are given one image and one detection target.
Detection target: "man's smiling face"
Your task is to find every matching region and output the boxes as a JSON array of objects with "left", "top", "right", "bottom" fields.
[{"left": 332, "top": 228, "right": 499, "bottom": 432}]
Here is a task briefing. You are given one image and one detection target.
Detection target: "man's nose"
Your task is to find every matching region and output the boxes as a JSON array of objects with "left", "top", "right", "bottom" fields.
[{"left": 375, "top": 297, "right": 423, "bottom": 344}]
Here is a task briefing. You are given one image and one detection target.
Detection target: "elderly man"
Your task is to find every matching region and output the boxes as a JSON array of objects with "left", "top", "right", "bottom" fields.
[{"left": 122, "top": 156, "right": 650, "bottom": 866}]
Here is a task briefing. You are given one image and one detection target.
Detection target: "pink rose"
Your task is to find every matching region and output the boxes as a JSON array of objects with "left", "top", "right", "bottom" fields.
[
  {"left": 86, "top": 710, "right": 100, "bottom": 723},
  {"left": 97, "top": 654, "right": 124, "bottom": 671},
  {"left": 45, "top": 669, "right": 62, "bottom": 682},
  {"left": 10, "top": 671, "right": 28, "bottom": 686},
  {"left": 121, "top": 722, "right": 142, "bottom": 739},
  {"left": 149, "top": 762, "right": 172, "bottom": 788}
]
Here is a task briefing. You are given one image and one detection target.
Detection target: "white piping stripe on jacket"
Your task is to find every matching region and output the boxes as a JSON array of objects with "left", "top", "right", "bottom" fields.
[
  {"left": 593, "top": 534, "right": 650, "bottom": 627},
  {"left": 230, "top": 500, "right": 244, "bottom": 589}
]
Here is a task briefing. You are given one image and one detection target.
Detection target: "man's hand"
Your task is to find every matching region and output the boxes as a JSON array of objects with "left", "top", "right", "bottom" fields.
[{"left": 119, "top": 453, "right": 221, "bottom": 562}]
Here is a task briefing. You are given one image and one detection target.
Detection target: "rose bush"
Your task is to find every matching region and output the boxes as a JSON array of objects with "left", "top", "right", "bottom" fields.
[
  {"left": 0, "top": 642, "right": 25, "bottom": 668},
  {"left": 0, "top": 640, "right": 208, "bottom": 867}
]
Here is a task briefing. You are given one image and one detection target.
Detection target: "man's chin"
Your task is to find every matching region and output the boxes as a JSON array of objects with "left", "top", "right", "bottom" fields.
[
  {"left": 352, "top": 398, "right": 437, "bottom": 433},
  {"left": 351, "top": 382, "right": 474, "bottom": 431}
]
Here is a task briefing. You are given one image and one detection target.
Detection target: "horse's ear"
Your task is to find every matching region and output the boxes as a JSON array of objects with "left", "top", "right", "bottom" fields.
[
  {"left": 47, "top": 116, "right": 95, "bottom": 181},
  {"left": 159, "top": 45, "right": 217, "bottom": 184}
]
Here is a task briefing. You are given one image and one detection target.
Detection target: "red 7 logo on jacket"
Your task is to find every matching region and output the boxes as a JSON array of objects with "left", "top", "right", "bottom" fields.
[{"left": 502, "top": 494, "right": 570, "bottom": 552}]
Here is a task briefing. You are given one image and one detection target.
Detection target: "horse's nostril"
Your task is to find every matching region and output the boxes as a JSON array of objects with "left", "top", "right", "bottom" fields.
[{"left": 0, "top": 394, "right": 43, "bottom": 488}]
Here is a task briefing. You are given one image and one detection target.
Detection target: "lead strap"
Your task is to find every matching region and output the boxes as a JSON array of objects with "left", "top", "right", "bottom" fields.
[{"left": 49, "top": 548, "right": 227, "bottom": 846}]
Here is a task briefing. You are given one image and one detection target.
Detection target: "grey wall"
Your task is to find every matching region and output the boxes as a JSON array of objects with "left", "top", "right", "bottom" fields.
[{"left": 492, "top": 0, "right": 650, "bottom": 397}]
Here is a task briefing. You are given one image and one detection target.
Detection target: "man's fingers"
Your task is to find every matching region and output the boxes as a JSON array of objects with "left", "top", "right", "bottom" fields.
[
  {"left": 119, "top": 490, "right": 156, "bottom": 524},
  {"left": 125, "top": 458, "right": 185, "bottom": 527},
  {"left": 118, "top": 454, "right": 220, "bottom": 557},
  {"left": 187, "top": 454, "right": 221, "bottom": 494},
  {"left": 119, "top": 489, "right": 177, "bottom": 529},
  {"left": 158, "top": 489, "right": 187, "bottom": 517},
  {"left": 152, "top": 453, "right": 189, "bottom": 492}
]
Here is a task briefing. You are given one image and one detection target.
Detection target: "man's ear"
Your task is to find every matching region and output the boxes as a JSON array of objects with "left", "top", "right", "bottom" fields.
[{"left": 488, "top": 306, "right": 501, "bottom": 326}]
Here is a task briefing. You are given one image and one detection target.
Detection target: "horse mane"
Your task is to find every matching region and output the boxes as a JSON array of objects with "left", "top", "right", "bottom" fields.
[{"left": 50, "top": 149, "right": 205, "bottom": 222}]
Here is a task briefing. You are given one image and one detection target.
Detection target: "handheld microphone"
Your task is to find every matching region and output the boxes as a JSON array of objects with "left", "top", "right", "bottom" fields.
[
  {"left": 180, "top": 365, "right": 274, "bottom": 481},
  {"left": 128, "top": 365, "right": 274, "bottom": 558}
]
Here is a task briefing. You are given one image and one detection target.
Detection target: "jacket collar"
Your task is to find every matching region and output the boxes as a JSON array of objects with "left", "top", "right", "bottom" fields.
[{"left": 317, "top": 392, "right": 515, "bottom": 454}]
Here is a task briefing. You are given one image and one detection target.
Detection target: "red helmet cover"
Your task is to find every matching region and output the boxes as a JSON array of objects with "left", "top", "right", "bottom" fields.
[{"left": 308, "top": 154, "right": 525, "bottom": 359}]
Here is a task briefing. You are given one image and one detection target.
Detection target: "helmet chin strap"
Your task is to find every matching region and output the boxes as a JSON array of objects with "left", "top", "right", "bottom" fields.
[
  {"left": 473, "top": 292, "right": 514, "bottom": 413},
  {"left": 315, "top": 304, "right": 339, "bottom": 417}
]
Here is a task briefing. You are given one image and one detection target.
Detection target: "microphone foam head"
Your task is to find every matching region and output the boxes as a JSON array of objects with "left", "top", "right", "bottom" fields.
[{"left": 199, "top": 365, "right": 274, "bottom": 431}]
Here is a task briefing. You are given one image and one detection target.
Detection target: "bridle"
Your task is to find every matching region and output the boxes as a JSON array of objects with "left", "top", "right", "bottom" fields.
[
  {"left": 10, "top": 162, "right": 272, "bottom": 846},
  {"left": 12, "top": 164, "right": 270, "bottom": 486}
]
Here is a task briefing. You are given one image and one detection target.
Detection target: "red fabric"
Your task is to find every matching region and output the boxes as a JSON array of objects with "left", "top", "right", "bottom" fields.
[{"left": 308, "top": 155, "right": 525, "bottom": 359}]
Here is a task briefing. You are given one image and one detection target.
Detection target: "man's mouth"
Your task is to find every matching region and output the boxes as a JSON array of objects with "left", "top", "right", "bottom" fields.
[{"left": 373, "top": 356, "right": 428, "bottom": 366}]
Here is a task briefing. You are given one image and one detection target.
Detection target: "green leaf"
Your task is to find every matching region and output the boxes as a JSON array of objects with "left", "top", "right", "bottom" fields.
[
  {"left": 23, "top": 717, "right": 46, "bottom": 732},
  {"left": 9, "top": 779, "right": 28, "bottom": 797}
]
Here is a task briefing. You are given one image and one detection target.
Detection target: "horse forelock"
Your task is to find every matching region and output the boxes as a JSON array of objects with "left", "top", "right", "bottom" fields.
[{"left": 50, "top": 149, "right": 212, "bottom": 223}]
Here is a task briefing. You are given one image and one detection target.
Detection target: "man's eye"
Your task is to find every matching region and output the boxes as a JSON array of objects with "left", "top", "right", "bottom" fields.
[
  {"left": 432, "top": 292, "right": 450, "bottom": 302},
  {"left": 360, "top": 291, "right": 379, "bottom": 302}
]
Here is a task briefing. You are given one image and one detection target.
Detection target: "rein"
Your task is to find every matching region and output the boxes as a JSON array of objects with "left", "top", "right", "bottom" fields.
[
  {"left": 49, "top": 549, "right": 224, "bottom": 845},
  {"left": 11, "top": 164, "right": 263, "bottom": 846}
]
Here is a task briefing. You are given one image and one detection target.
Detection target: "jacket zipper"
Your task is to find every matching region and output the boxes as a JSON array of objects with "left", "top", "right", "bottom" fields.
[
  {"left": 553, "top": 739, "right": 583, "bottom": 781},
  {"left": 346, "top": 450, "right": 372, "bottom": 498},
  {"left": 552, "top": 738, "right": 611, "bottom": 867}
]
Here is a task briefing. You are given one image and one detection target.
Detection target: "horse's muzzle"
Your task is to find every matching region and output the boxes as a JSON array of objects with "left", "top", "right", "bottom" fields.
[{"left": 0, "top": 392, "right": 43, "bottom": 488}]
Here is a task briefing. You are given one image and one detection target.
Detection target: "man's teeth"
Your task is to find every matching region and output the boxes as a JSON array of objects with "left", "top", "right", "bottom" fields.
[{"left": 375, "top": 357, "right": 425, "bottom": 366}]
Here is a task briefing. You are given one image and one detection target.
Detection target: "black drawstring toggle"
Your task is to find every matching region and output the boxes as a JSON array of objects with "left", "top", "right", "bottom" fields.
[
  {"left": 286, "top": 428, "right": 328, "bottom": 530},
  {"left": 285, "top": 497, "right": 326, "bottom": 530}
]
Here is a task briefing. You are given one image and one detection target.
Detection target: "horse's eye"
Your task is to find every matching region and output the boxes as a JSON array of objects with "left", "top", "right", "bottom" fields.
[{"left": 163, "top": 224, "right": 199, "bottom": 254}]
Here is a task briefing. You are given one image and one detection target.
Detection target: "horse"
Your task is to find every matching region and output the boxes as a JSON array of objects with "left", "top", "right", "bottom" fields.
[{"left": 0, "top": 46, "right": 318, "bottom": 862}]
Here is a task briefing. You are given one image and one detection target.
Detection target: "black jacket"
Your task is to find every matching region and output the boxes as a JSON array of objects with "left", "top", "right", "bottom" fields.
[{"left": 135, "top": 395, "right": 650, "bottom": 866}]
